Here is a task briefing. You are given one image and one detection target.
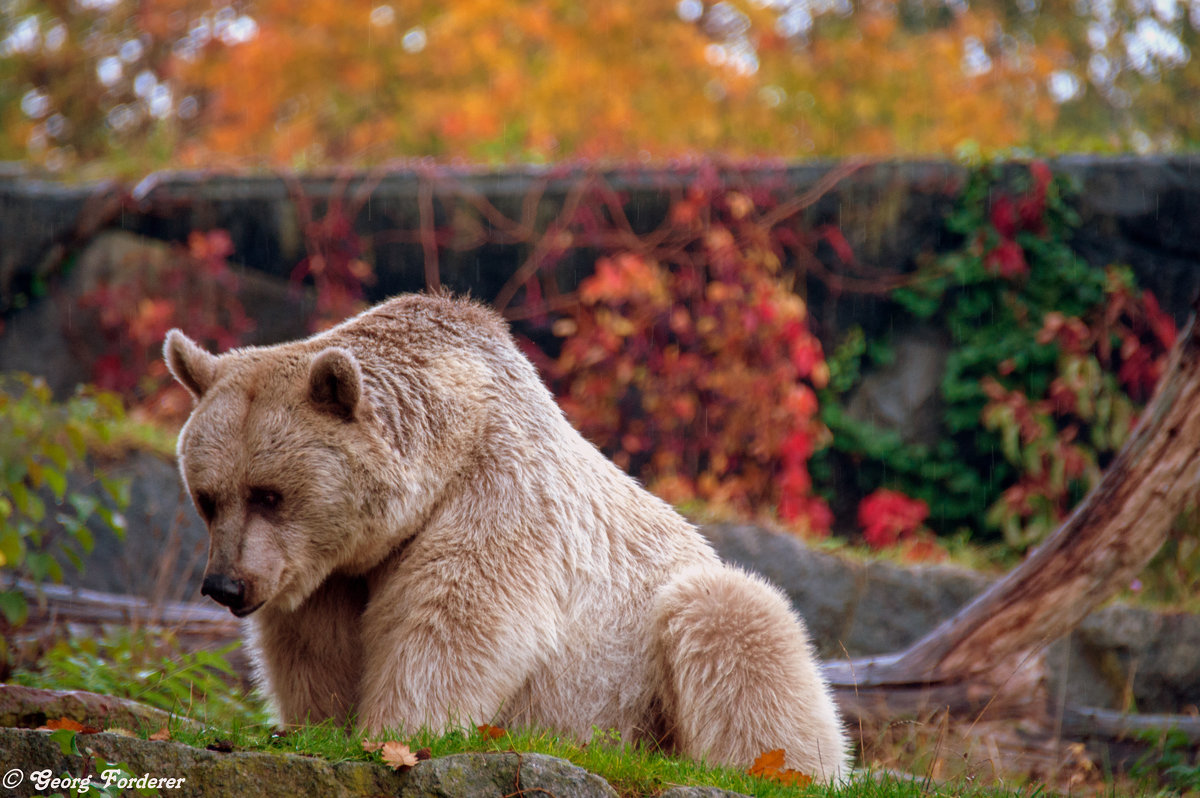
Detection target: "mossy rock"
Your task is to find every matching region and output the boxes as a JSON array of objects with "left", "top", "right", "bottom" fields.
[
  {"left": 398, "top": 751, "right": 617, "bottom": 797},
  {"left": 0, "top": 727, "right": 636, "bottom": 798},
  {"left": 1, "top": 726, "right": 401, "bottom": 798}
]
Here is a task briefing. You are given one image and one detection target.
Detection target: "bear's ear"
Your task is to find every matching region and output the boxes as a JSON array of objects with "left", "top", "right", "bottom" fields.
[
  {"left": 308, "top": 347, "right": 362, "bottom": 420},
  {"left": 164, "top": 329, "right": 219, "bottom": 400}
]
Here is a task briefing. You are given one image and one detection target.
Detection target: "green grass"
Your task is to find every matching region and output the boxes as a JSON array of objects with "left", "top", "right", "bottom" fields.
[
  {"left": 158, "top": 719, "right": 1056, "bottom": 798},
  {"left": 11, "top": 628, "right": 1079, "bottom": 796}
]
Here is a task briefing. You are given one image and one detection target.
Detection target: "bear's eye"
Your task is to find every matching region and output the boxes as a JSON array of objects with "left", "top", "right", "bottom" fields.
[
  {"left": 248, "top": 487, "right": 283, "bottom": 513},
  {"left": 195, "top": 492, "right": 217, "bottom": 522}
]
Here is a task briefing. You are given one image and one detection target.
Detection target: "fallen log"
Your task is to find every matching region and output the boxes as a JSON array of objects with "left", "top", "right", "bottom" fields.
[
  {"left": 15, "top": 579, "right": 237, "bottom": 639},
  {"left": 10, "top": 579, "right": 245, "bottom": 677},
  {"left": 1060, "top": 706, "right": 1200, "bottom": 746}
]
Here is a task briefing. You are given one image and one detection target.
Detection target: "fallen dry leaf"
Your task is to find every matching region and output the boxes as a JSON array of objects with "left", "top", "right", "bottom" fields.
[
  {"left": 361, "top": 739, "right": 384, "bottom": 754},
  {"left": 41, "top": 718, "right": 99, "bottom": 734},
  {"left": 149, "top": 727, "right": 171, "bottom": 742},
  {"left": 380, "top": 741, "right": 419, "bottom": 771},
  {"left": 477, "top": 724, "right": 506, "bottom": 740},
  {"left": 749, "top": 748, "right": 786, "bottom": 776},
  {"left": 748, "top": 748, "right": 813, "bottom": 787}
]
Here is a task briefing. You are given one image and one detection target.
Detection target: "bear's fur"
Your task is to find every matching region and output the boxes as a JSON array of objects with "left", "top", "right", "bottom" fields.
[{"left": 164, "top": 293, "right": 849, "bottom": 780}]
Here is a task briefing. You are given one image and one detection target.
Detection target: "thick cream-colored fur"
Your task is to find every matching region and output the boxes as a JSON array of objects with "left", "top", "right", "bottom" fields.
[{"left": 165, "top": 293, "right": 850, "bottom": 780}]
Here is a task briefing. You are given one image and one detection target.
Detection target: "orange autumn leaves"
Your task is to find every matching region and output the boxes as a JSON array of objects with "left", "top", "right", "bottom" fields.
[
  {"left": 177, "top": 0, "right": 1069, "bottom": 164},
  {"left": 749, "top": 748, "right": 814, "bottom": 788},
  {"left": 5, "top": 0, "right": 1083, "bottom": 169},
  {"left": 40, "top": 717, "right": 100, "bottom": 734},
  {"left": 554, "top": 187, "right": 834, "bottom": 537},
  {"left": 171, "top": 0, "right": 728, "bottom": 165}
]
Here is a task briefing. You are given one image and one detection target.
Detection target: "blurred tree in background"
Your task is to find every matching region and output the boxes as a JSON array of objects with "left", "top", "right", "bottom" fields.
[{"left": 2, "top": 0, "right": 1198, "bottom": 172}]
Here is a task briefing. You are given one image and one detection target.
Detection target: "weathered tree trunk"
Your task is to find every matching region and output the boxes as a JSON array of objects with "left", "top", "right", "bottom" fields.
[{"left": 825, "top": 309, "right": 1200, "bottom": 723}]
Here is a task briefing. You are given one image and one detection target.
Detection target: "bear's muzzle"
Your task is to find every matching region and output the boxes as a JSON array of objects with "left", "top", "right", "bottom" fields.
[{"left": 201, "top": 573, "right": 250, "bottom": 615}]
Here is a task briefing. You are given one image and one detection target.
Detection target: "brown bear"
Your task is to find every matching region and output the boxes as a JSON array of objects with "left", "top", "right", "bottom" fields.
[{"left": 164, "top": 293, "right": 849, "bottom": 780}]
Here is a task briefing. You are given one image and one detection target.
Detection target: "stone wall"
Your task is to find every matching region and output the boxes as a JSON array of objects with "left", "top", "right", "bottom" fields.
[{"left": 3, "top": 157, "right": 1200, "bottom": 346}]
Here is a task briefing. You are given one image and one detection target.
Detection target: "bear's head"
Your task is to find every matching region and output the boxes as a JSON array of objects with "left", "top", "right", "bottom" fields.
[{"left": 163, "top": 330, "right": 425, "bottom": 616}]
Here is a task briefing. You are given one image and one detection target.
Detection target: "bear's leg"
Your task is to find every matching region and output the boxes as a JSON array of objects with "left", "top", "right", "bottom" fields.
[
  {"left": 355, "top": 546, "right": 560, "bottom": 735},
  {"left": 247, "top": 573, "right": 368, "bottom": 726},
  {"left": 651, "top": 565, "right": 849, "bottom": 782}
]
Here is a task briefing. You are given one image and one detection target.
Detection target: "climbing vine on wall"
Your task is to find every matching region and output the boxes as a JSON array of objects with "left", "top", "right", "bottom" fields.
[
  {"left": 71, "top": 229, "right": 253, "bottom": 422},
  {"left": 821, "top": 162, "right": 1175, "bottom": 551}
]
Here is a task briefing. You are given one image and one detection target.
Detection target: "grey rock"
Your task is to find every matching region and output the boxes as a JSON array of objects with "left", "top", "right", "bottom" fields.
[
  {"left": 0, "top": 684, "right": 184, "bottom": 732},
  {"left": 399, "top": 752, "right": 617, "bottom": 798},
  {"left": 0, "top": 726, "right": 406, "bottom": 798},
  {"left": 848, "top": 560, "right": 991, "bottom": 655},
  {"left": 50, "top": 449, "right": 209, "bottom": 602},
  {"left": 844, "top": 328, "right": 951, "bottom": 447},
  {"left": 0, "top": 727, "right": 624, "bottom": 798},
  {"left": 702, "top": 519, "right": 1200, "bottom": 715},
  {"left": 1076, "top": 603, "right": 1162, "bottom": 651},
  {"left": 1058, "top": 155, "right": 1200, "bottom": 324},
  {"left": 0, "top": 174, "right": 106, "bottom": 312},
  {"left": 0, "top": 230, "right": 314, "bottom": 398},
  {"left": 1045, "top": 604, "right": 1200, "bottom": 712},
  {"left": 659, "top": 786, "right": 752, "bottom": 798},
  {"left": 701, "top": 522, "right": 992, "bottom": 658},
  {"left": 3, "top": 158, "right": 1200, "bottom": 355}
]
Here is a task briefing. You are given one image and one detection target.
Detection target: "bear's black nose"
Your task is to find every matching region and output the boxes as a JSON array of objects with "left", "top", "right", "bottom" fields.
[{"left": 201, "top": 573, "right": 246, "bottom": 612}]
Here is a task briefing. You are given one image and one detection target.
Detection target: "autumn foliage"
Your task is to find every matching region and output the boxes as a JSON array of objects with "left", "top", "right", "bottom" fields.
[
  {"left": 857, "top": 162, "right": 1181, "bottom": 551},
  {"left": 73, "top": 229, "right": 252, "bottom": 420},
  {"left": 552, "top": 186, "right": 834, "bottom": 537},
  {"left": 540, "top": 161, "right": 1173, "bottom": 553},
  {"left": 979, "top": 269, "right": 1176, "bottom": 548},
  {"left": 857, "top": 489, "right": 930, "bottom": 549},
  {"left": 7, "top": 0, "right": 1198, "bottom": 171},
  {"left": 747, "top": 748, "right": 813, "bottom": 787}
]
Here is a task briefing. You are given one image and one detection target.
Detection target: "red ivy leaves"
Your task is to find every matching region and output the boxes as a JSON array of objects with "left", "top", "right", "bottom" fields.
[
  {"left": 981, "top": 271, "right": 1178, "bottom": 551},
  {"left": 554, "top": 188, "right": 833, "bottom": 537},
  {"left": 74, "top": 229, "right": 253, "bottom": 418},
  {"left": 290, "top": 200, "right": 376, "bottom": 331},
  {"left": 983, "top": 160, "right": 1053, "bottom": 279},
  {"left": 1115, "top": 288, "right": 1177, "bottom": 402},
  {"left": 989, "top": 194, "right": 1019, "bottom": 240},
  {"left": 857, "top": 489, "right": 929, "bottom": 549},
  {"left": 1038, "top": 279, "right": 1176, "bottom": 404},
  {"left": 984, "top": 238, "right": 1028, "bottom": 280}
]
